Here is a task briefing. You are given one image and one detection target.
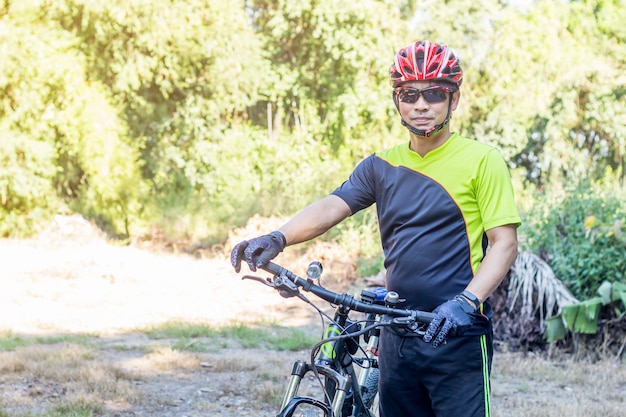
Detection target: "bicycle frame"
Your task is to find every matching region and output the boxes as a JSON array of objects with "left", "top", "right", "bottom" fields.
[
  {"left": 241, "top": 260, "right": 434, "bottom": 417},
  {"left": 277, "top": 296, "right": 380, "bottom": 417}
]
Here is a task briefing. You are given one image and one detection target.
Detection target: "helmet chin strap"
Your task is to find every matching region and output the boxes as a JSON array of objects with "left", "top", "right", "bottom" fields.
[
  {"left": 401, "top": 117, "right": 450, "bottom": 137},
  {"left": 394, "top": 92, "right": 454, "bottom": 138}
]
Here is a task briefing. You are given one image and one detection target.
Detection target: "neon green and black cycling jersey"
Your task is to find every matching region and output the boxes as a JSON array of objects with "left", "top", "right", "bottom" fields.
[{"left": 332, "top": 133, "right": 521, "bottom": 315}]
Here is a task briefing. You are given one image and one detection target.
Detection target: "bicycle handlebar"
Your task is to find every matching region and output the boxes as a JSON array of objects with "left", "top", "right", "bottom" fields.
[{"left": 258, "top": 261, "right": 435, "bottom": 325}]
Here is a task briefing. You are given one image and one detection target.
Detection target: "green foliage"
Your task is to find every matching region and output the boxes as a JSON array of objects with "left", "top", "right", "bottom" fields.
[
  {"left": 0, "top": 331, "right": 29, "bottom": 351},
  {"left": 0, "top": 130, "right": 57, "bottom": 237},
  {"left": 521, "top": 181, "right": 626, "bottom": 299},
  {"left": 245, "top": 0, "right": 405, "bottom": 153},
  {"left": 330, "top": 206, "right": 384, "bottom": 276},
  {"left": 0, "top": 331, "right": 95, "bottom": 351},
  {"left": 410, "top": 0, "right": 626, "bottom": 190},
  {"left": 0, "top": 3, "right": 145, "bottom": 237},
  {"left": 143, "top": 321, "right": 217, "bottom": 339},
  {"left": 269, "top": 329, "right": 318, "bottom": 351},
  {"left": 143, "top": 321, "right": 316, "bottom": 351},
  {"left": 1, "top": 0, "right": 625, "bottom": 261},
  {"left": 515, "top": 0, "right": 626, "bottom": 188},
  {"left": 39, "top": 0, "right": 270, "bottom": 239},
  {"left": 355, "top": 254, "right": 385, "bottom": 278},
  {"left": 545, "top": 281, "right": 626, "bottom": 343},
  {"left": 148, "top": 123, "right": 352, "bottom": 243},
  {"left": 49, "top": 400, "right": 104, "bottom": 417}
]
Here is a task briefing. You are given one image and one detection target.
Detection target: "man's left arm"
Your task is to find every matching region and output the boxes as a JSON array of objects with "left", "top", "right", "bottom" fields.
[
  {"left": 424, "top": 224, "right": 518, "bottom": 346},
  {"left": 464, "top": 224, "right": 518, "bottom": 307}
]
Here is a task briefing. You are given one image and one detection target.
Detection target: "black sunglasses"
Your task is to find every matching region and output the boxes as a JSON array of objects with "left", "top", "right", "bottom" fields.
[{"left": 394, "top": 86, "right": 454, "bottom": 104}]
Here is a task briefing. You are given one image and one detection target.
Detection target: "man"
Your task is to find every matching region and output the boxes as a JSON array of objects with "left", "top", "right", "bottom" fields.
[{"left": 231, "top": 40, "right": 520, "bottom": 417}]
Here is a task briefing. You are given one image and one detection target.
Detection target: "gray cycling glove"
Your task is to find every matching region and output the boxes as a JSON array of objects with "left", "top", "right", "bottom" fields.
[
  {"left": 423, "top": 294, "right": 477, "bottom": 347},
  {"left": 230, "top": 231, "right": 286, "bottom": 273}
]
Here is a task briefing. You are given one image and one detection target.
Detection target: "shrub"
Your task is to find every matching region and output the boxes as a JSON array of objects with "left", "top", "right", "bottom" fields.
[{"left": 520, "top": 180, "right": 626, "bottom": 299}]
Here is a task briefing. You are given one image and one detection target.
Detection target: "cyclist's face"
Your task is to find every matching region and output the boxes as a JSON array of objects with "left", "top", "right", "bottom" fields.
[{"left": 395, "top": 81, "right": 459, "bottom": 132}]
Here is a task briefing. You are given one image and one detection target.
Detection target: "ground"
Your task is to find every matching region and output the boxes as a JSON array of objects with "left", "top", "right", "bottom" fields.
[
  {"left": 1, "top": 215, "right": 624, "bottom": 417},
  {"left": 0, "top": 215, "right": 332, "bottom": 417}
]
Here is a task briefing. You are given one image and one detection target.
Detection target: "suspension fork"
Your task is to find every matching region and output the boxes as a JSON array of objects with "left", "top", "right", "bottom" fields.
[
  {"left": 280, "top": 305, "right": 353, "bottom": 416},
  {"left": 280, "top": 360, "right": 351, "bottom": 417}
]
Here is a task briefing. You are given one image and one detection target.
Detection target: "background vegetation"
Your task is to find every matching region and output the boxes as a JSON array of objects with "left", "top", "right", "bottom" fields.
[{"left": 1, "top": 0, "right": 624, "bottom": 348}]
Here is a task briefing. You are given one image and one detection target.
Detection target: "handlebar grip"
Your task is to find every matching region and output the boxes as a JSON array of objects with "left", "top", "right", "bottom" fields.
[
  {"left": 414, "top": 311, "right": 436, "bottom": 323},
  {"left": 261, "top": 261, "right": 283, "bottom": 276}
]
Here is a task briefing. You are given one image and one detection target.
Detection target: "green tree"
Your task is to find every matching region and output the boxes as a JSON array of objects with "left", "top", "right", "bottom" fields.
[
  {"left": 406, "top": 0, "right": 625, "bottom": 190},
  {"left": 2, "top": 0, "right": 625, "bottom": 247},
  {"left": 44, "top": 0, "right": 267, "bottom": 205},
  {"left": 245, "top": 0, "right": 408, "bottom": 154},
  {"left": 0, "top": 4, "right": 142, "bottom": 237}
]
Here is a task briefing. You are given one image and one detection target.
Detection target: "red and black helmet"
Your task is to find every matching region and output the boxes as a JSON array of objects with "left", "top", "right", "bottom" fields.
[{"left": 390, "top": 41, "right": 463, "bottom": 87}]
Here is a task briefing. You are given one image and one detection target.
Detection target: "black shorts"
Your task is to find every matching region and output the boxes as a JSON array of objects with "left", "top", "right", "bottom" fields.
[{"left": 378, "top": 328, "right": 493, "bottom": 417}]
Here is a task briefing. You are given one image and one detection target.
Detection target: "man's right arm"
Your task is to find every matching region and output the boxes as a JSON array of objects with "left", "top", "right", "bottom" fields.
[
  {"left": 279, "top": 195, "right": 352, "bottom": 246},
  {"left": 230, "top": 195, "right": 351, "bottom": 272}
]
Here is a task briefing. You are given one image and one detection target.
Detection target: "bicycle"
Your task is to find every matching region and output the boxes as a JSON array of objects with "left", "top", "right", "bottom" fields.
[{"left": 241, "top": 260, "right": 435, "bottom": 417}]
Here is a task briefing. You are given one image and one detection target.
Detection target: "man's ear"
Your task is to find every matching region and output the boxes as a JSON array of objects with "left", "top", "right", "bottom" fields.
[{"left": 451, "top": 90, "right": 461, "bottom": 111}]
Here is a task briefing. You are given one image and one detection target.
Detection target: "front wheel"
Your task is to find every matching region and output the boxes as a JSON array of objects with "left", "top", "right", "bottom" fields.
[
  {"left": 278, "top": 396, "right": 331, "bottom": 417},
  {"left": 294, "top": 410, "right": 322, "bottom": 417},
  {"left": 361, "top": 368, "right": 379, "bottom": 410},
  {"left": 363, "top": 368, "right": 380, "bottom": 409}
]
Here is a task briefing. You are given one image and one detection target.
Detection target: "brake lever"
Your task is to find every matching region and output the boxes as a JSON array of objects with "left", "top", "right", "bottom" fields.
[
  {"left": 241, "top": 274, "right": 301, "bottom": 299},
  {"left": 241, "top": 274, "right": 275, "bottom": 288},
  {"left": 391, "top": 316, "right": 427, "bottom": 335}
]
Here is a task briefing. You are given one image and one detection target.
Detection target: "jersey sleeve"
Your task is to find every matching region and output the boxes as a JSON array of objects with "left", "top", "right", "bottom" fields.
[
  {"left": 477, "top": 149, "right": 522, "bottom": 230},
  {"left": 331, "top": 154, "right": 377, "bottom": 214}
]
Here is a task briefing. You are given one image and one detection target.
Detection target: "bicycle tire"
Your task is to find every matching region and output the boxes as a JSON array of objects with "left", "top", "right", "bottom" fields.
[
  {"left": 295, "top": 411, "right": 322, "bottom": 417},
  {"left": 288, "top": 404, "right": 326, "bottom": 417},
  {"left": 361, "top": 368, "right": 379, "bottom": 410}
]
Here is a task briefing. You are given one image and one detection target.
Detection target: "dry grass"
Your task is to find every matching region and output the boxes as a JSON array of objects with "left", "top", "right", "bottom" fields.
[
  {"left": 491, "top": 352, "right": 626, "bottom": 417},
  {"left": 143, "top": 346, "right": 201, "bottom": 371},
  {"left": 0, "top": 330, "right": 624, "bottom": 416},
  {"left": 0, "top": 343, "right": 141, "bottom": 416},
  {"left": 205, "top": 352, "right": 264, "bottom": 373}
]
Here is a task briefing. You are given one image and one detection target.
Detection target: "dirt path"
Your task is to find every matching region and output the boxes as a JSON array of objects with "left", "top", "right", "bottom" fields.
[{"left": 1, "top": 222, "right": 313, "bottom": 335}]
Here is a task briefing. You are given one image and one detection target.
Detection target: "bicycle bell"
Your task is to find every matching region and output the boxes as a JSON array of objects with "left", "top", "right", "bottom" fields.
[{"left": 384, "top": 291, "right": 401, "bottom": 306}]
